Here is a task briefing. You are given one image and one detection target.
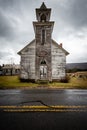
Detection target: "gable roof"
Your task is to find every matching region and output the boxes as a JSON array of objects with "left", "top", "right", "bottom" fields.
[
  {"left": 18, "top": 39, "right": 69, "bottom": 56},
  {"left": 17, "top": 39, "right": 35, "bottom": 55},
  {"left": 52, "top": 39, "right": 69, "bottom": 56}
]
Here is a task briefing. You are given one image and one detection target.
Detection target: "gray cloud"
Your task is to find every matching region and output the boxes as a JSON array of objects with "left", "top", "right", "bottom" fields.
[
  {"left": 0, "top": 0, "right": 87, "bottom": 64},
  {"left": 0, "top": 51, "right": 12, "bottom": 59},
  {"left": 70, "top": 0, "right": 87, "bottom": 28},
  {"left": 0, "top": 9, "right": 16, "bottom": 40},
  {"left": 51, "top": 0, "right": 87, "bottom": 29}
]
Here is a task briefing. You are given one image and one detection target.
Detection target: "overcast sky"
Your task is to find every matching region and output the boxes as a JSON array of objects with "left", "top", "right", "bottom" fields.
[{"left": 0, "top": 0, "right": 87, "bottom": 65}]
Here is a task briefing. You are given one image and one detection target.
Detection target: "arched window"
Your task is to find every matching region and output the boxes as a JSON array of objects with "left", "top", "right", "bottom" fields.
[
  {"left": 40, "top": 14, "right": 46, "bottom": 22},
  {"left": 41, "top": 60, "right": 46, "bottom": 65}
]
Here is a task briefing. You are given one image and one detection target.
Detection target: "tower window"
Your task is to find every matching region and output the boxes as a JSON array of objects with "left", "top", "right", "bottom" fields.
[
  {"left": 41, "top": 29, "right": 46, "bottom": 45},
  {"left": 40, "top": 14, "right": 46, "bottom": 22}
]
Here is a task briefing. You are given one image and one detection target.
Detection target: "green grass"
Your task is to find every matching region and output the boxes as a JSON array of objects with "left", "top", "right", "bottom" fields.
[
  {"left": 49, "top": 77, "right": 87, "bottom": 89},
  {"left": 0, "top": 76, "right": 38, "bottom": 89},
  {"left": 0, "top": 75, "right": 87, "bottom": 89}
]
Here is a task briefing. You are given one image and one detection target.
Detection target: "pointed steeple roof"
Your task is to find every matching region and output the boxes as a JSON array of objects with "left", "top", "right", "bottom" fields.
[
  {"left": 40, "top": 2, "right": 47, "bottom": 9},
  {"left": 36, "top": 2, "right": 51, "bottom": 21}
]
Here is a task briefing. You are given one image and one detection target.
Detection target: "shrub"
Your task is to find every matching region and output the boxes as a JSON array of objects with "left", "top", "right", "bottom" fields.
[
  {"left": 19, "top": 77, "right": 35, "bottom": 83},
  {"left": 60, "top": 76, "right": 70, "bottom": 83}
]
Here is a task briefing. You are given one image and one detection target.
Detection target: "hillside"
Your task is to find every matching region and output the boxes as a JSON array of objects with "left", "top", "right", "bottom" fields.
[{"left": 66, "top": 63, "right": 87, "bottom": 71}]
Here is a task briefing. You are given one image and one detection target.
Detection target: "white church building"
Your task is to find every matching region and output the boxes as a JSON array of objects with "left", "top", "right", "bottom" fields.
[{"left": 18, "top": 2, "right": 69, "bottom": 82}]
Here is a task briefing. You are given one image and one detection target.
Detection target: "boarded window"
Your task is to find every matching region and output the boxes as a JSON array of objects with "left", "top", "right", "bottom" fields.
[{"left": 41, "top": 29, "right": 46, "bottom": 45}]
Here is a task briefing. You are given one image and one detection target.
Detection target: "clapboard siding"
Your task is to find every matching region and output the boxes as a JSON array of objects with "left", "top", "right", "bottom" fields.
[
  {"left": 52, "top": 42, "right": 66, "bottom": 79},
  {"left": 20, "top": 42, "right": 35, "bottom": 79},
  {"left": 18, "top": 3, "right": 69, "bottom": 82}
]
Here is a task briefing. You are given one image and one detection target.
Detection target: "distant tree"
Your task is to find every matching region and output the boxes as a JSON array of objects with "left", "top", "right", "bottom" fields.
[{"left": 0, "top": 65, "right": 2, "bottom": 70}]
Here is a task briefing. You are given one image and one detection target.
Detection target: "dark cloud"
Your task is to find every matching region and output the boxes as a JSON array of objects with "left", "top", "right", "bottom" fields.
[
  {"left": 0, "top": 10, "right": 16, "bottom": 40},
  {"left": 0, "top": 0, "right": 87, "bottom": 64},
  {"left": 68, "top": 0, "right": 87, "bottom": 29},
  {"left": 52, "top": 0, "right": 87, "bottom": 30}
]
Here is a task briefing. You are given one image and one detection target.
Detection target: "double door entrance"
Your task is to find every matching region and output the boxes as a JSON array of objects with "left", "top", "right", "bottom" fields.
[{"left": 40, "top": 65, "right": 47, "bottom": 80}]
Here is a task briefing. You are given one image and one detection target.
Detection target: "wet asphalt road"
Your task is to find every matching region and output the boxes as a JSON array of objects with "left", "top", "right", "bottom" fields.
[
  {"left": 0, "top": 111, "right": 87, "bottom": 130},
  {"left": 0, "top": 89, "right": 87, "bottom": 106},
  {"left": 0, "top": 89, "right": 87, "bottom": 130}
]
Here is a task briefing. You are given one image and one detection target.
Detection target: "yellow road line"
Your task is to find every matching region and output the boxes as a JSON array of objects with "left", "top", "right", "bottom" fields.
[
  {"left": 0, "top": 105, "right": 87, "bottom": 109},
  {"left": 0, "top": 105, "right": 87, "bottom": 112},
  {"left": 4, "top": 109, "right": 87, "bottom": 112}
]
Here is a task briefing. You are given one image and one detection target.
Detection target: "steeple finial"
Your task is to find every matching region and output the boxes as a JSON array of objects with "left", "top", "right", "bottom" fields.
[{"left": 40, "top": 2, "right": 47, "bottom": 9}]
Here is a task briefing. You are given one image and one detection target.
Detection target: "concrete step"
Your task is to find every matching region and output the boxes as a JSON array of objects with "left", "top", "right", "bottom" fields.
[{"left": 37, "top": 80, "right": 49, "bottom": 84}]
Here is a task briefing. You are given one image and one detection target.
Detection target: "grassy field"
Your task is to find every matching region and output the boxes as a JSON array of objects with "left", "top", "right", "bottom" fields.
[
  {"left": 0, "top": 76, "right": 38, "bottom": 89},
  {"left": 0, "top": 72, "right": 87, "bottom": 89}
]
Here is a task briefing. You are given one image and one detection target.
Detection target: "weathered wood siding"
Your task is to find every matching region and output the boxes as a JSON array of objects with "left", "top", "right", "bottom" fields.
[
  {"left": 20, "top": 42, "right": 35, "bottom": 79},
  {"left": 52, "top": 42, "right": 66, "bottom": 80},
  {"left": 18, "top": 3, "right": 69, "bottom": 81},
  {"left": 34, "top": 23, "right": 53, "bottom": 81}
]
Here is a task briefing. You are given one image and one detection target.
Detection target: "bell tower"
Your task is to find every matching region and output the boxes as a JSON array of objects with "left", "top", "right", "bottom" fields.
[{"left": 33, "top": 2, "right": 54, "bottom": 81}]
